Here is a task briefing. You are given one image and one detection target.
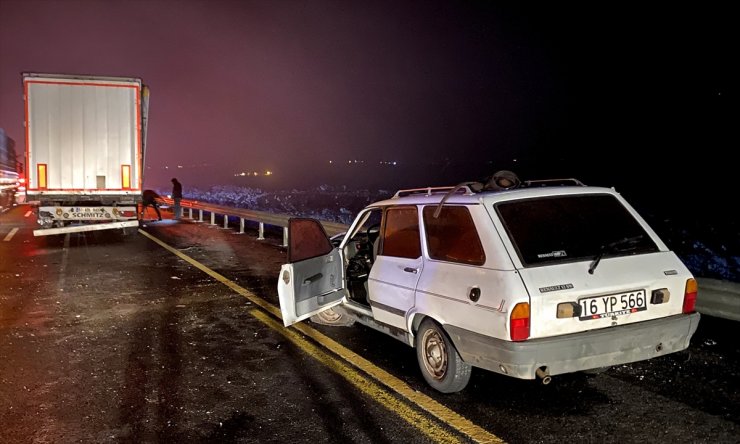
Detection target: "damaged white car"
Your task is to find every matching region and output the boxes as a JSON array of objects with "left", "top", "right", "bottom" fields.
[{"left": 277, "top": 172, "right": 700, "bottom": 393}]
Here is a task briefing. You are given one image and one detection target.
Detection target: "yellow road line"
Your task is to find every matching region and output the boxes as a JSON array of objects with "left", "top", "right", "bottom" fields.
[
  {"left": 3, "top": 227, "right": 19, "bottom": 242},
  {"left": 250, "top": 309, "right": 461, "bottom": 444},
  {"left": 139, "top": 229, "right": 504, "bottom": 444}
]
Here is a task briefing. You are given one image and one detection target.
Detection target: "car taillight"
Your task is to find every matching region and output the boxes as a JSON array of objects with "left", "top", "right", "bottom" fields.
[
  {"left": 683, "top": 278, "right": 697, "bottom": 313},
  {"left": 510, "top": 302, "right": 530, "bottom": 341}
]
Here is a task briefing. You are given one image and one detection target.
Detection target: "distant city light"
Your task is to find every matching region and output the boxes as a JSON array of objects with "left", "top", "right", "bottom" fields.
[
  {"left": 331, "top": 159, "right": 404, "bottom": 167},
  {"left": 233, "top": 170, "right": 274, "bottom": 177}
]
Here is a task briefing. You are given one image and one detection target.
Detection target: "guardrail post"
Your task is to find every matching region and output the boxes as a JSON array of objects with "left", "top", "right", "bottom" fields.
[
  {"left": 199, "top": 209, "right": 203, "bottom": 222},
  {"left": 210, "top": 212, "right": 216, "bottom": 225},
  {"left": 223, "top": 215, "right": 229, "bottom": 229},
  {"left": 239, "top": 218, "right": 245, "bottom": 234},
  {"left": 188, "top": 208, "right": 193, "bottom": 219},
  {"left": 282, "top": 226, "right": 288, "bottom": 247},
  {"left": 258, "top": 222, "right": 265, "bottom": 240}
]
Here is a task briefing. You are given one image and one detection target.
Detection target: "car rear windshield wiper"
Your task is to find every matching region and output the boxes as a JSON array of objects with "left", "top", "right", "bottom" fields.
[{"left": 588, "top": 235, "right": 645, "bottom": 275}]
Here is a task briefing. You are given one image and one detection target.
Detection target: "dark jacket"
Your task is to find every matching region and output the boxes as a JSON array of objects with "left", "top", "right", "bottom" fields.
[
  {"left": 172, "top": 180, "right": 183, "bottom": 199},
  {"left": 142, "top": 189, "right": 160, "bottom": 204}
]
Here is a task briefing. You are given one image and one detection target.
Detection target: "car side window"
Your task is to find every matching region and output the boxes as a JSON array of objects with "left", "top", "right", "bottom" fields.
[
  {"left": 381, "top": 206, "right": 421, "bottom": 259},
  {"left": 288, "top": 218, "right": 334, "bottom": 263},
  {"left": 423, "top": 206, "right": 485, "bottom": 266}
]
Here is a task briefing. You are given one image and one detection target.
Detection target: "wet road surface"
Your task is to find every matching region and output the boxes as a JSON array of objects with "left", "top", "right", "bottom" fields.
[{"left": 1, "top": 205, "right": 738, "bottom": 443}]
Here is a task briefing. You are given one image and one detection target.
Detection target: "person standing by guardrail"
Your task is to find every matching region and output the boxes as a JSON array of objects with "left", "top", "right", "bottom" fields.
[{"left": 172, "top": 178, "right": 183, "bottom": 219}]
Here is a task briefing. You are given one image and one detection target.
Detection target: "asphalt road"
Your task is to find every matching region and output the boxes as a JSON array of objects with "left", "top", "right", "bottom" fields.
[{"left": 1, "top": 205, "right": 738, "bottom": 443}]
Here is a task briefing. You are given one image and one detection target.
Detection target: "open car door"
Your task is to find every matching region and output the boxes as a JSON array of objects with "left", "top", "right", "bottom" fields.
[{"left": 277, "top": 218, "right": 346, "bottom": 327}]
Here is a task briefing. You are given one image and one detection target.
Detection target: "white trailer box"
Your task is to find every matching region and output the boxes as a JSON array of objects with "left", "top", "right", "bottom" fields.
[{"left": 23, "top": 73, "right": 149, "bottom": 235}]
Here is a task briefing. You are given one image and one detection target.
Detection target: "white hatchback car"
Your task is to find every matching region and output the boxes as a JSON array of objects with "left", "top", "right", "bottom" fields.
[{"left": 277, "top": 176, "right": 700, "bottom": 393}]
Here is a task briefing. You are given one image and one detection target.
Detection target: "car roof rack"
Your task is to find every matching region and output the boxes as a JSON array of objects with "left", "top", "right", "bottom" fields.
[
  {"left": 521, "top": 178, "right": 586, "bottom": 187},
  {"left": 393, "top": 185, "right": 475, "bottom": 198},
  {"left": 394, "top": 177, "right": 585, "bottom": 199}
]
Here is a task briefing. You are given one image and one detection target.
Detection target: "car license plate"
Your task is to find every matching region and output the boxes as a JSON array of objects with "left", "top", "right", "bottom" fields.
[{"left": 578, "top": 289, "right": 647, "bottom": 320}]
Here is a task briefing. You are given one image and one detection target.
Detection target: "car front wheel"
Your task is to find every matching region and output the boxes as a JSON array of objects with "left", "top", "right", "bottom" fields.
[
  {"left": 310, "top": 307, "right": 355, "bottom": 327},
  {"left": 415, "top": 319, "right": 471, "bottom": 393}
]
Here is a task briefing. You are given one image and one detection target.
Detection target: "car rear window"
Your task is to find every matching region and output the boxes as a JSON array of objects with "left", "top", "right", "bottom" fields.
[{"left": 495, "top": 194, "right": 659, "bottom": 266}]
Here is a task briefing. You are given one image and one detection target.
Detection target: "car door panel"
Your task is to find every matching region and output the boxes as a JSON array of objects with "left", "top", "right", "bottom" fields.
[{"left": 277, "top": 218, "right": 346, "bottom": 327}]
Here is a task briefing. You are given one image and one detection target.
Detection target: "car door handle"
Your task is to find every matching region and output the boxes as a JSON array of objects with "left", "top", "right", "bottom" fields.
[
  {"left": 403, "top": 267, "right": 418, "bottom": 274},
  {"left": 303, "top": 273, "right": 323, "bottom": 285}
]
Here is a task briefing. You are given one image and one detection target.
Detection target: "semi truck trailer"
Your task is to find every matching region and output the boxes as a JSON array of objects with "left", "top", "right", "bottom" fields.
[{"left": 22, "top": 73, "right": 150, "bottom": 236}]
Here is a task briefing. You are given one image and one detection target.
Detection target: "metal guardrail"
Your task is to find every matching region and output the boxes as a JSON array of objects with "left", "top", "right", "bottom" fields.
[
  {"left": 696, "top": 278, "right": 740, "bottom": 322},
  {"left": 158, "top": 197, "right": 349, "bottom": 246},
  {"left": 156, "top": 197, "right": 739, "bottom": 322}
]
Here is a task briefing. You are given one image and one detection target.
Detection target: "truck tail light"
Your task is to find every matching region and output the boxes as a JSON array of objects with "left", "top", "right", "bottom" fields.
[
  {"left": 510, "top": 302, "right": 530, "bottom": 341},
  {"left": 37, "top": 164, "right": 47, "bottom": 189},
  {"left": 683, "top": 278, "right": 697, "bottom": 314},
  {"left": 121, "top": 165, "right": 131, "bottom": 189}
]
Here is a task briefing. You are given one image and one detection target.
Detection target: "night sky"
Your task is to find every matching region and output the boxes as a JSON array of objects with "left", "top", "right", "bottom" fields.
[{"left": 0, "top": 1, "right": 733, "bottom": 207}]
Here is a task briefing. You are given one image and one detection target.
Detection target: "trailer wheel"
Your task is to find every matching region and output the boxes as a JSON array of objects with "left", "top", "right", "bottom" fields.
[{"left": 415, "top": 319, "right": 471, "bottom": 393}]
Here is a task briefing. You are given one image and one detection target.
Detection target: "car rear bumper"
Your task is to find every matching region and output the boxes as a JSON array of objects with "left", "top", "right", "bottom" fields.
[{"left": 444, "top": 312, "right": 700, "bottom": 379}]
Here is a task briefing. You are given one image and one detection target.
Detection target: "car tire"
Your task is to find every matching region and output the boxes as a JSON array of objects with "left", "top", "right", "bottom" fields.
[
  {"left": 310, "top": 307, "right": 355, "bottom": 327},
  {"left": 415, "top": 319, "right": 471, "bottom": 393}
]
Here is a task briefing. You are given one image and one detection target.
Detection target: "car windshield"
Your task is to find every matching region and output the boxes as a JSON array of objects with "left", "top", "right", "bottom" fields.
[{"left": 495, "top": 194, "right": 659, "bottom": 267}]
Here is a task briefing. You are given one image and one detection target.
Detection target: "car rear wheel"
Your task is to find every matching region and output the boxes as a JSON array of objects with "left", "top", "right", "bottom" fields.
[{"left": 416, "top": 319, "right": 471, "bottom": 393}]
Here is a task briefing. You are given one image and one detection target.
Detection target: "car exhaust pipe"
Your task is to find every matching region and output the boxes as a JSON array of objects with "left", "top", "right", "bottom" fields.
[{"left": 536, "top": 367, "right": 552, "bottom": 385}]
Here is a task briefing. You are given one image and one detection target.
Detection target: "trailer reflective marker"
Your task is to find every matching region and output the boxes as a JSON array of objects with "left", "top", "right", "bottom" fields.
[
  {"left": 37, "top": 163, "right": 47, "bottom": 189},
  {"left": 121, "top": 164, "right": 131, "bottom": 189}
]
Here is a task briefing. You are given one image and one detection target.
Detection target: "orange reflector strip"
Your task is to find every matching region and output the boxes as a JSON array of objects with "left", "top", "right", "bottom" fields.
[
  {"left": 121, "top": 164, "right": 131, "bottom": 189},
  {"left": 37, "top": 164, "right": 47, "bottom": 189}
]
